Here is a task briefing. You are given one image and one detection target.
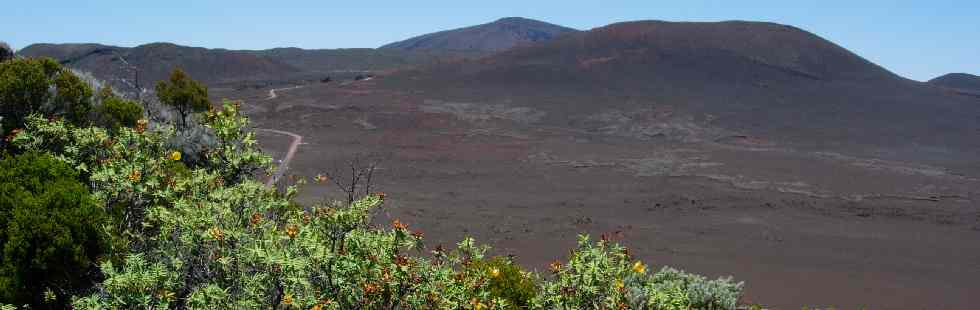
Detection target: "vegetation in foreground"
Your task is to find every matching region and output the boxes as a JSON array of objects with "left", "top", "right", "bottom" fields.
[{"left": 0, "top": 56, "right": 744, "bottom": 309}]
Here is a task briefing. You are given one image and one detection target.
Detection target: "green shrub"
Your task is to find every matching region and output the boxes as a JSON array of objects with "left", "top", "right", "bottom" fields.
[
  {"left": 0, "top": 152, "right": 108, "bottom": 307},
  {"left": 94, "top": 91, "right": 143, "bottom": 129},
  {"left": 0, "top": 57, "right": 60, "bottom": 131},
  {"left": 467, "top": 256, "right": 538, "bottom": 309},
  {"left": 52, "top": 67, "right": 93, "bottom": 126},
  {"left": 0, "top": 58, "right": 97, "bottom": 144},
  {"left": 534, "top": 235, "right": 743, "bottom": 310}
]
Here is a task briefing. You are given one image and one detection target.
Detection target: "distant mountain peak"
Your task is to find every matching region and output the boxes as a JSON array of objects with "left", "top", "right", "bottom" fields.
[
  {"left": 381, "top": 17, "right": 578, "bottom": 52},
  {"left": 928, "top": 73, "right": 980, "bottom": 96}
]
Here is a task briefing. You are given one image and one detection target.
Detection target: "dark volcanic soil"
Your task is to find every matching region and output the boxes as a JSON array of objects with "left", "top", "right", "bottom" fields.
[{"left": 212, "top": 80, "right": 980, "bottom": 310}]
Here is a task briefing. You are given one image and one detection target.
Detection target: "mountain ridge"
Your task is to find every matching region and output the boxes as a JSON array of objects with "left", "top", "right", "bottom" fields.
[
  {"left": 928, "top": 73, "right": 980, "bottom": 97},
  {"left": 382, "top": 20, "right": 979, "bottom": 163},
  {"left": 17, "top": 42, "right": 480, "bottom": 90}
]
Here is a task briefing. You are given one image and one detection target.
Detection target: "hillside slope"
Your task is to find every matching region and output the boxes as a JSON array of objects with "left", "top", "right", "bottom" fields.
[
  {"left": 381, "top": 17, "right": 578, "bottom": 52},
  {"left": 18, "top": 43, "right": 301, "bottom": 89},
  {"left": 17, "top": 43, "right": 479, "bottom": 91},
  {"left": 929, "top": 73, "right": 980, "bottom": 97},
  {"left": 384, "top": 20, "right": 980, "bottom": 163}
]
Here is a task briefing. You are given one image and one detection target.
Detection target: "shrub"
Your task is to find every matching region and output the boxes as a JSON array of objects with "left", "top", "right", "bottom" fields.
[
  {"left": 652, "top": 266, "right": 744, "bottom": 309},
  {"left": 52, "top": 67, "right": 94, "bottom": 126},
  {"left": 0, "top": 152, "right": 108, "bottom": 307},
  {"left": 0, "top": 58, "right": 95, "bottom": 140},
  {"left": 534, "top": 235, "right": 743, "bottom": 310},
  {"left": 0, "top": 57, "right": 60, "bottom": 131},
  {"left": 94, "top": 89, "right": 143, "bottom": 129},
  {"left": 466, "top": 256, "right": 538, "bottom": 309}
]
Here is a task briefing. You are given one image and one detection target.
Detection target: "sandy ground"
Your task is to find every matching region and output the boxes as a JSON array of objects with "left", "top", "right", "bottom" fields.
[{"left": 213, "top": 82, "right": 980, "bottom": 310}]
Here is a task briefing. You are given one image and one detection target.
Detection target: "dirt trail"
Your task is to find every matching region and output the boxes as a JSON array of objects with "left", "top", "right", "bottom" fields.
[
  {"left": 256, "top": 128, "right": 303, "bottom": 187},
  {"left": 253, "top": 85, "right": 306, "bottom": 187},
  {"left": 267, "top": 85, "right": 303, "bottom": 100}
]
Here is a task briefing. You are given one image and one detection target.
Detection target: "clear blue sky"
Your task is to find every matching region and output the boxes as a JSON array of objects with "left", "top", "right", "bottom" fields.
[{"left": 3, "top": 0, "right": 977, "bottom": 81}]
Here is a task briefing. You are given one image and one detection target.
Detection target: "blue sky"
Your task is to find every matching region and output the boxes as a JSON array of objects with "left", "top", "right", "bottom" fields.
[{"left": 3, "top": 0, "right": 977, "bottom": 81}]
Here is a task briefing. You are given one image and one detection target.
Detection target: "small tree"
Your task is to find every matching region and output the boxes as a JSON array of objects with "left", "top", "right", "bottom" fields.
[
  {"left": 320, "top": 152, "right": 386, "bottom": 205},
  {"left": 0, "top": 42, "right": 12, "bottom": 62},
  {"left": 155, "top": 68, "right": 210, "bottom": 129},
  {"left": 53, "top": 67, "right": 94, "bottom": 126},
  {"left": 0, "top": 152, "right": 108, "bottom": 307}
]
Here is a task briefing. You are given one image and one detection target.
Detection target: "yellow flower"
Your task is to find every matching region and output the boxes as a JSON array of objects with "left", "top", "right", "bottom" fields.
[
  {"left": 490, "top": 267, "right": 500, "bottom": 278},
  {"left": 615, "top": 279, "right": 625, "bottom": 290},
  {"left": 209, "top": 227, "right": 225, "bottom": 241},
  {"left": 169, "top": 151, "right": 182, "bottom": 161},
  {"left": 469, "top": 298, "right": 485, "bottom": 310},
  {"left": 282, "top": 293, "right": 293, "bottom": 305},
  {"left": 310, "top": 304, "right": 322, "bottom": 310},
  {"left": 631, "top": 261, "right": 647, "bottom": 274}
]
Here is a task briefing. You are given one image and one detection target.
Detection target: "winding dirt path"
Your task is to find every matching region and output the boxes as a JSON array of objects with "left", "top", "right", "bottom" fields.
[
  {"left": 254, "top": 85, "right": 305, "bottom": 188},
  {"left": 266, "top": 85, "right": 303, "bottom": 100},
  {"left": 255, "top": 128, "right": 302, "bottom": 187}
]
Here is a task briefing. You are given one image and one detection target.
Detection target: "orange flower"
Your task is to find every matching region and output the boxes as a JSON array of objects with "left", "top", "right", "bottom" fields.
[
  {"left": 250, "top": 213, "right": 264, "bottom": 226},
  {"left": 286, "top": 224, "right": 299, "bottom": 238},
  {"left": 128, "top": 169, "right": 142, "bottom": 182},
  {"left": 394, "top": 254, "right": 410, "bottom": 267},
  {"left": 411, "top": 231, "right": 424, "bottom": 239},
  {"left": 549, "top": 261, "right": 563, "bottom": 273},
  {"left": 376, "top": 192, "right": 386, "bottom": 200},
  {"left": 135, "top": 119, "right": 148, "bottom": 133},
  {"left": 363, "top": 283, "right": 379, "bottom": 294},
  {"left": 392, "top": 219, "right": 407, "bottom": 230}
]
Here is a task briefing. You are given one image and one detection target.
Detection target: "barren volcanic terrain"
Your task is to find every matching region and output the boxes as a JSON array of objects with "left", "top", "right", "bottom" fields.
[
  {"left": 26, "top": 17, "right": 979, "bottom": 309},
  {"left": 212, "top": 75, "right": 979, "bottom": 309}
]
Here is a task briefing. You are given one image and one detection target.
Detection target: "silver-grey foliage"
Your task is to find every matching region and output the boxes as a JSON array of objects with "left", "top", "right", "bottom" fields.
[
  {"left": 66, "top": 67, "right": 219, "bottom": 165},
  {"left": 651, "top": 266, "right": 745, "bottom": 310}
]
